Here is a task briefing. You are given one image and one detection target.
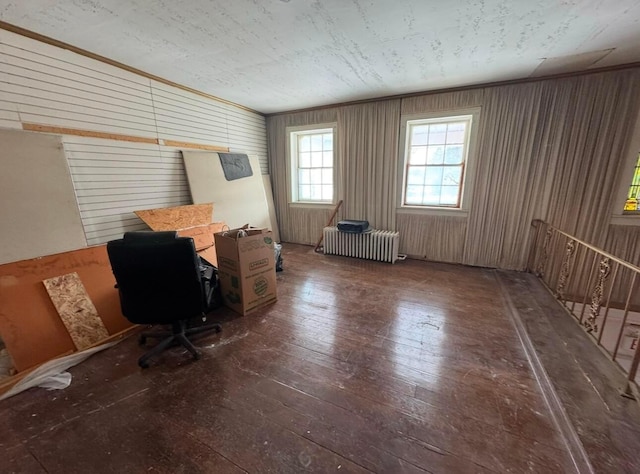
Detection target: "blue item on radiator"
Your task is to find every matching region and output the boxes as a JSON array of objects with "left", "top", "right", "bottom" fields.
[{"left": 337, "top": 220, "right": 371, "bottom": 234}]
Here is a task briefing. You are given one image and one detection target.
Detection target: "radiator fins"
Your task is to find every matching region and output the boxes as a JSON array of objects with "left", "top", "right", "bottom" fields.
[{"left": 323, "top": 227, "right": 400, "bottom": 263}]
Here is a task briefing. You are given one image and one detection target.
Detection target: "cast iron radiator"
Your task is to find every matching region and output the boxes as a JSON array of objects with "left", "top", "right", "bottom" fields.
[{"left": 322, "top": 226, "right": 402, "bottom": 263}]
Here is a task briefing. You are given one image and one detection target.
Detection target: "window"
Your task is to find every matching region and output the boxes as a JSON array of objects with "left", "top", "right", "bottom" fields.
[
  {"left": 288, "top": 125, "right": 335, "bottom": 203},
  {"left": 401, "top": 114, "right": 474, "bottom": 208},
  {"left": 624, "top": 153, "right": 640, "bottom": 213}
]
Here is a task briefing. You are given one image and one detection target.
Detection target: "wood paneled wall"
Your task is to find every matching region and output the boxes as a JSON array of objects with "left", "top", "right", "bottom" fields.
[
  {"left": 268, "top": 69, "right": 640, "bottom": 270},
  {"left": 0, "top": 29, "right": 267, "bottom": 247}
]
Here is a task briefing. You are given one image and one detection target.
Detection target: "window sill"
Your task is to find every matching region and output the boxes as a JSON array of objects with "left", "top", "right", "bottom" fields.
[
  {"left": 397, "top": 206, "right": 469, "bottom": 217},
  {"left": 289, "top": 201, "right": 336, "bottom": 210},
  {"left": 611, "top": 214, "right": 640, "bottom": 226}
]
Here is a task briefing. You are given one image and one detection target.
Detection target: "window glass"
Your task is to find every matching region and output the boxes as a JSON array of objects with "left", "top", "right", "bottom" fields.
[
  {"left": 402, "top": 117, "right": 472, "bottom": 208},
  {"left": 290, "top": 127, "right": 335, "bottom": 203}
]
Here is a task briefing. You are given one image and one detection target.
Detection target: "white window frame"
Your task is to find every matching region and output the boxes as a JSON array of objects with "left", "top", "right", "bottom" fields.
[
  {"left": 397, "top": 108, "right": 480, "bottom": 215},
  {"left": 286, "top": 123, "right": 337, "bottom": 206}
]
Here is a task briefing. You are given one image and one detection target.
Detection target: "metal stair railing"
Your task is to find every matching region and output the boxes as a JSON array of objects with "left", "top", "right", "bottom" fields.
[{"left": 528, "top": 219, "right": 640, "bottom": 400}]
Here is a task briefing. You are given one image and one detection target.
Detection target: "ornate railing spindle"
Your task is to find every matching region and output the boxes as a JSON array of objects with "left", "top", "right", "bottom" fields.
[
  {"left": 584, "top": 258, "right": 610, "bottom": 333},
  {"left": 555, "top": 238, "right": 576, "bottom": 303}
]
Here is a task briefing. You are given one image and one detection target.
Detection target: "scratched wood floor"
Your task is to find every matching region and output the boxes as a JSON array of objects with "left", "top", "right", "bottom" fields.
[{"left": 1, "top": 244, "right": 577, "bottom": 473}]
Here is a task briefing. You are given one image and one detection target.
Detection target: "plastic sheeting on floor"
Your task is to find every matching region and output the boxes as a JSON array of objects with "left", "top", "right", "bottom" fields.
[{"left": 0, "top": 339, "right": 121, "bottom": 401}]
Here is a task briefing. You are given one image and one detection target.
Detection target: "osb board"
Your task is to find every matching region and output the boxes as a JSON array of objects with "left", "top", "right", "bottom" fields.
[
  {"left": 43, "top": 272, "right": 109, "bottom": 351},
  {"left": 135, "top": 203, "right": 214, "bottom": 231},
  {"left": 177, "top": 222, "right": 226, "bottom": 250},
  {"left": 0, "top": 245, "right": 131, "bottom": 372}
]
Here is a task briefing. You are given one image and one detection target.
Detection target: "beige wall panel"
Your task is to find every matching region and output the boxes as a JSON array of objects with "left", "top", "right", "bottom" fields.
[
  {"left": 182, "top": 151, "right": 272, "bottom": 232},
  {"left": 0, "top": 129, "right": 86, "bottom": 264},
  {"left": 262, "top": 175, "right": 281, "bottom": 242}
]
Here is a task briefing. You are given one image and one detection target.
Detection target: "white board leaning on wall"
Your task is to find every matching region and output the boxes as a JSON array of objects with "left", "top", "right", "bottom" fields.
[
  {"left": 181, "top": 151, "right": 279, "bottom": 241},
  {"left": 0, "top": 129, "right": 87, "bottom": 264}
]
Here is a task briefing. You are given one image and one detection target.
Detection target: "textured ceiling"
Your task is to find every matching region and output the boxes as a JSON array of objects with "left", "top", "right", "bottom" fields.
[{"left": 1, "top": 0, "right": 640, "bottom": 114}]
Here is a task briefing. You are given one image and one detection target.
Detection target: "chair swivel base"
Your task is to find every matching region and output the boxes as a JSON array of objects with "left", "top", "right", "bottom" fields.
[{"left": 137, "top": 319, "right": 221, "bottom": 368}]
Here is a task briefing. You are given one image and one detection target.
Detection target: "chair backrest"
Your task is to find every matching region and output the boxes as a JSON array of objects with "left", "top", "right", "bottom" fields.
[{"left": 107, "top": 231, "right": 204, "bottom": 324}]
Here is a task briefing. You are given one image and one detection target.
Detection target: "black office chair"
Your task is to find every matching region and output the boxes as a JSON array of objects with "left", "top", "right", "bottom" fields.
[{"left": 107, "top": 231, "right": 222, "bottom": 368}]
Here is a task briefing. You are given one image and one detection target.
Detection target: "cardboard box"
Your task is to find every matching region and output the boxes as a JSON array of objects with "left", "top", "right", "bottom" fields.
[{"left": 214, "top": 226, "right": 277, "bottom": 315}]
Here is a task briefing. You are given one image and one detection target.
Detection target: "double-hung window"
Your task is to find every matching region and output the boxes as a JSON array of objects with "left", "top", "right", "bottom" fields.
[
  {"left": 400, "top": 114, "right": 475, "bottom": 209},
  {"left": 288, "top": 125, "right": 335, "bottom": 203}
]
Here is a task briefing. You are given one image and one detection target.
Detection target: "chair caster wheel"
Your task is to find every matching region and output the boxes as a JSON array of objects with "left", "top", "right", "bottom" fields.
[
  {"left": 215, "top": 325, "right": 222, "bottom": 333},
  {"left": 193, "top": 352, "right": 201, "bottom": 361},
  {"left": 138, "top": 335, "right": 147, "bottom": 345},
  {"left": 138, "top": 360, "right": 150, "bottom": 369}
]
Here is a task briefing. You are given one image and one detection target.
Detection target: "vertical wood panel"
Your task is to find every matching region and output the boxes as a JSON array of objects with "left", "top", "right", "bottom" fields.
[
  {"left": 396, "top": 213, "right": 468, "bottom": 264},
  {"left": 605, "top": 225, "right": 640, "bottom": 267},
  {"left": 281, "top": 207, "right": 334, "bottom": 245},
  {"left": 269, "top": 69, "right": 640, "bottom": 271},
  {"left": 267, "top": 109, "right": 340, "bottom": 243}
]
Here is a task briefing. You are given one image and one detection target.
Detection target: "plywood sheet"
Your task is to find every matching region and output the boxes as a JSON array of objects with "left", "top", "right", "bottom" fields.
[
  {"left": 177, "top": 222, "right": 226, "bottom": 250},
  {"left": 43, "top": 272, "right": 109, "bottom": 351},
  {"left": 180, "top": 223, "right": 226, "bottom": 266},
  {"left": 198, "top": 246, "right": 218, "bottom": 267},
  {"left": 182, "top": 152, "right": 277, "bottom": 238},
  {"left": 0, "top": 245, "right": 131, "bottom": 372},
  {"left": 0, "top": 129, "right": 87, "bottom": 264},
  {"left": 135, "top": 203, "right": 214, "bottom": 231}
]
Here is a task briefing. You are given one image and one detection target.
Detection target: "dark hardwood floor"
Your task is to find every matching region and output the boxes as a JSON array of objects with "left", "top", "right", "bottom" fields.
[{"left": 2, "top": 244, "right": 586, "bottom": 473}]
